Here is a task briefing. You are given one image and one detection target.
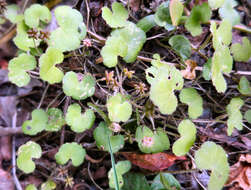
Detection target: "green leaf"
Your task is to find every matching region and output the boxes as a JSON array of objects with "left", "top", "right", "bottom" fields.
[
  {"left": 208, "top": 0, "right": 225, "bottom": 9},
  {"left": 25, "top": 184, "right": 37, "bottom": 190},
  {"left": 211, "top": 45, "right": 233, "bottom": 93},
  {"left": 185, "top": 3, "right": 212, "bottom": 36},
  {"left": 41, "top": 180, "right": 56, "bottom": 190},
  {"left": 4, "top": 4, "right": 23, "bottom": 23},
  {"left": 8, "top": 53, "right": 36, "bottom": 87},
  {"left": 93, "top": 122, "right": 124, "bottom": 153},
  {"left": 154, "top": 2, "right": 175, "bottom": 31},
  {"left": 231, "top": 37, "right": 251, "bottom": 62},
  {"left": 146, "top": 54, "right": 184, "bottom": 114},
  {"left": 168, "top": 35, "right": 191, "bottom": 60},
  {"left": 135, "top": 126, "right": 170, "bottom": 153},
  {"left": 22, "top": 109, "right": 48, "bottom": 135},
  {"left": 108, "top": 161, "right": 131, "bottom": 189},
  {"left": 179, "top": 88, "right": 203, "bottom": 119},
  {"left": 172, "top": 119, "right": 196, "bottom": 156},
  {"left": 211, "top": 20, "right": 232, "bottom": 49},
  {"left": 62, "top": 71, "right": 96, "bottom": 100},
  {"left": 238, "top": 76, "right": 251, "bottom": 95},
  {"left": 17, "top": 141, "right": 42, "bottom": 174},
  {"left": 195, "top": 141, "right": 229, "bottom": 190},
  {"left": 102, "top": 2, "right": 128, "bottom": 28},
  {"left": 202, "top": 58, "right": 212, "bottom": 81},
  {"left": 39, "top": 47, "right": 64, "bottom": 84},
  {"left": 244, "top": 110, "right": 251, "bottom": 124},
  {"left": 170, "top": 0, "right": 184, "bottom": 26},
  {"left": 45, "top": 108, "right": 65, "bottom": 131},
  {"left": 48, "top": 6, "right": 86, "bottom": 52},
  {"left": 121, "top": 173, "right": 151, "bottom": 190},
  {"left": 151, "top": 173, "right": 181, "bottom": 190},
  {"left": 219, "top": 0, "right": 240, "bottom": 25},
  {"left": 55, "top": 142, "right": 86, "bottom": 167},
  {"left": 226, "top": 97, "right": 244, "bottom": 136},
  {"left": 107, "top": 93, "right": 132, "bottom": 122},
  {"left": 65, "top": 103, "right": 95, "bottom": 133},
  {"left": 54, "top": 6, "right": 83, "bottom": 32},
  {"left": 136, "top": 15, "right": 156, "bottom": 33},
  {"left": 101, "top": 22, "right": 146, "bottom": 67},
  {"left": 24, "top": 4, "right": 51, "bottom": 28},
  {"left": 13, "top": 21, "right": 41, "bottom": 51}
]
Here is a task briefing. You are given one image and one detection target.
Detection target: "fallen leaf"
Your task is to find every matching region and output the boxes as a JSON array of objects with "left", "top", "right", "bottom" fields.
[
  {"left": 226, "top": 154, "right": 251, "bottom": 190},
  {"left": 181, "top": 59, "right": 197, "bottom": 80},
  {"left": 122, "top": 152, "right": 186, "bottom": 172}
]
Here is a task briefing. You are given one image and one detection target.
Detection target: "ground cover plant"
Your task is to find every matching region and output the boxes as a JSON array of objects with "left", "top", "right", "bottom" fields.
[{"left": 0, "top": 0, "right": 251, "bottom": 189}]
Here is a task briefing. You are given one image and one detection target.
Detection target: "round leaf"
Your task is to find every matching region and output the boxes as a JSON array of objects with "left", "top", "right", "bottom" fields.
[
  {"left": 244, "top": 110, "right": 251, "bottom": 124},
  {"left": 107, "top": 93, "right": 132, "bottom": 122},
  {"left": 39, "top": 47, "right": 64, "bottom": 84},
  {"left": 93, "top": 122, "right": 124, "bottom": 153},
  {"left": 24, "top": 4, "right": 51, "bottom": 28},
  {"left": 8, "top": 53, "right": 36, "bottom": 87},
  {"left": 63, "top": 71, "right": 96, "bottom": 100},
  {"left": 65, "top": 103, "right": 95, "bottom": 133},
  {"left": 169, "top": 35, "right": 191, "bottom": 60},
  {"left": 231, "top": 37, "right": 251, "bottom": 62},
  {"left": 45, "top": 108, "right": 65, "bottom": 131},
  {"left": 22, "top": 109, "right": 48, "bottom": 135},
  {"left": 17, "top": 141, "right": 42, "bottom": 174},
  {"left": 219, "top": 0, "right": 240, "bottom": 26},
  {"left": 55, "top": 142, "right": 86, "bottom": 167}
]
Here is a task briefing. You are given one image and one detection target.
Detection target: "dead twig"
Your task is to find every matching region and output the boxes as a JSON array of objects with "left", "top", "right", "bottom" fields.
[{"left": 0, "top": 126, "right": 22, "bottom": 136}]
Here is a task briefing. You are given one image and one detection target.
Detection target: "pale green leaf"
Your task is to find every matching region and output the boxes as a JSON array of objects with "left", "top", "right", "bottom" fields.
[
  {"left": 168, "top": 35, "right": 191, "bottom": 60},
  {"left": 172, "top": 119, "right": 196, "bottom": 156},
  {"left": 202, "top": 58, "right": 212, "bottom": 81},
  {"left": 208, "top": 0, "right": 225, "bottom": 9},
  {"left": 24, "top": 4, "right": 51, "bottom": 28},
  {"left": 219, "top": 0, "right": 240, "bottom": 25},
  {"left": 39, "top": 47, "right": 64, "bottom": 84},
  {"left": 45, "top": 108, "right": 65, "bottom": 131},
  {"left": 238, "top": 76, "right": 251, "bottom": 95},
  {"left": 62, "top": 71, "right": 96, "bottom": 100},
  {"left": 231, "top": 37, "right": 251, "bottom": 62},
  {"left": 244, "top": 110, "right": 251, "bottom": 124},
  {"left": 93, "top": 122, "right": 124, "bottom": 153},
  {"left": 108, "top": 161, "right": 131, "bottom": 189},
  {"left": 226, "top": 97, "right": 244, "bottom": 136},
  {"left": 102, "top": 2, "right": 128, "bottom": 28},
  {"left": 22, "top": 109, "right": 48, "bottom": 135},
  {"left": 179, "top": 88, "right": 203, "bottom": 119},
  {"left": 185, "top": 3, "right": 212, "bottom": 36},
  {"left": 135, "top": 126, "right": 170, "bottom": 153},
  {"left": 41, "top": 180, "right": 56, "bottom": 190},
  {"left": 195, "top": 141, "right": 229, "bottom": 190},
  {"left": 107, "top": 93, "right": 132, "bottom": 122},
  {"left": 136, "top": 15, "right": 156, "bottom": 33},
  {"left": 170, "top": 0, "right": 184, "bottom": 26},
  {"left": 25, "top": 184, "right": 37, "bottom": 190},
  {"left": 65, "top": 103, "right": 95, "bottom": 133},
  {"left": 17, "top": 141, "right": 42, "bottom": 174},
  {"left": 8, "top": 53, "right": 36, "bottom": 87},
  {"left": 55, "top": 142, "right": 86, "bottom": 167},
  {"left": 4, "top": 4, "right": 23, "bottom": 23}
]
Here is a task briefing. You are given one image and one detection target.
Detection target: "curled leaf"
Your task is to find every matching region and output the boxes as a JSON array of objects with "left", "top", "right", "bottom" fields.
[
  {"left": 170, "top": 0, "right": 184, "bottom": 26},
  {"left": 195, "top": 141, "right": 229, "bottom": 190},
  {"left": 169, "top": 35, "right": 191, "bottom": 60},
  {"left": 66, "top": 103, "right": 95, "bottom": 133},
  {"left": 55, "top": 142, "right": 86, "bottom": 167},
  {"left": 172, "top": 119, "right": 197, "bottom": 156},
  {"left": 181, "top": 59, "right": 197, "bottom": 80},
  {"left": 17, "top": 141, "right": 42, "bottom": 174}
]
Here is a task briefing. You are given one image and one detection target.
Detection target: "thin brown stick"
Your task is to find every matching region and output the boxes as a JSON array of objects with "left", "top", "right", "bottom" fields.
[{"left": 0, "top": 126, "right": 22, "bottom": 136}]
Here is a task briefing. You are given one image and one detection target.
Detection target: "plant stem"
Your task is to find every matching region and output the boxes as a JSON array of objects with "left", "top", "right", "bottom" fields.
[{"left": 87, "top": 102, "right": 111, "bottom": 125}]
